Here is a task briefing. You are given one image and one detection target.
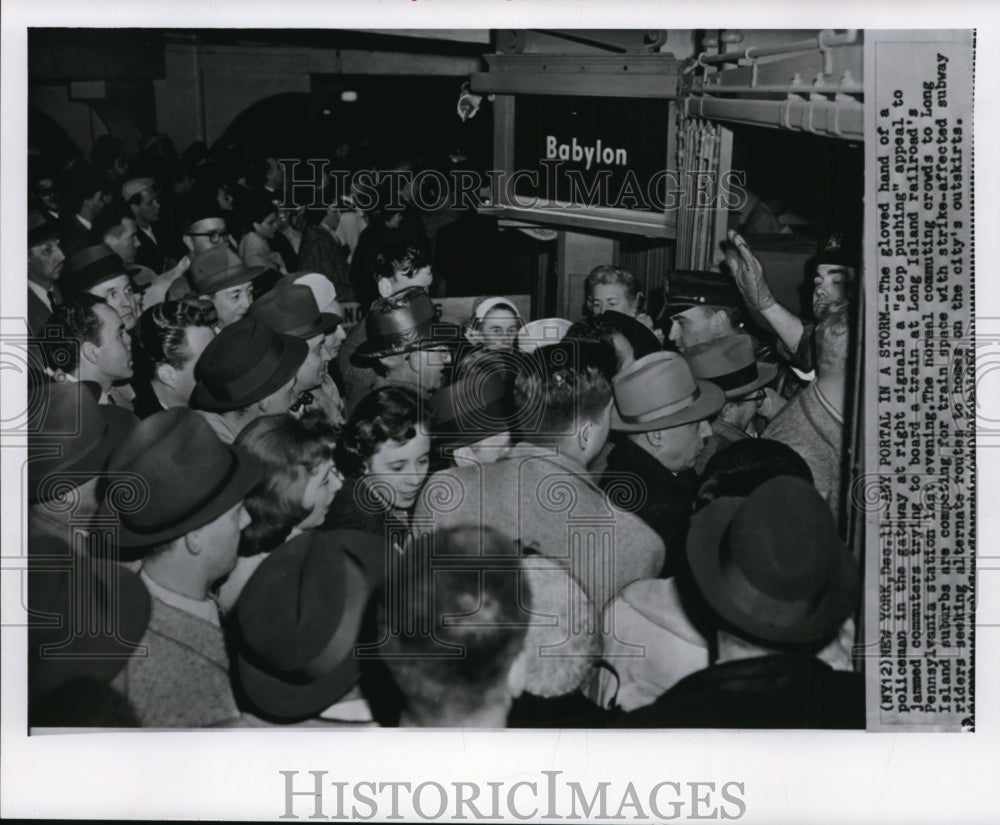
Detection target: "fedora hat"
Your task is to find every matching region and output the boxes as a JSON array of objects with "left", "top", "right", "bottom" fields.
[
  {"left": 351, "top": 286, "right": 462, "bottom": 365},
  {"left": 189, "top": 246, "right": 266, "bottom": 296},
  {"left": 249, "top": 283, "right": 341, "bottom": 339},
  {"left": 611, "top": 351, "right": 725, "bottom": 432},
  {"left": 516, "top": 317, "right": 572, "bottom": 354},
  {"left": 684, "top": 334, "right": 778, "bottom": 398},
  {"left": 28, "top": 210, "right": 61, "bottom": 247},
  {"left": 189, "top": 317, "right": 308, "bottom": 412},
  {"left": 520, "top": 554, "right": 601, "bottom": 697},
  {"left": 101, "top": 408, "right": 263, "bottom": 548},
  {"left": 28, "top": 535, "right": 152, "bottom": 700},
  {"left": 687, "top": 476, "right": 860, "bottom": 645},
  {"left": 428, "top": 364, "right": 516, "bottom": 447},
  {"left": 600, "top": 310, "right": 662, "bottom": 360},
  {"left": 28, "top": 381, "right": 138, "bottom": 502},
  {"left": 235, "top": 529, "right": 386, "bottom": 721},
  {"left": 660, "top": 270, "right": 742, "bottom": 320},
  {"left": 58, "top": 245, "right": 130, "bottom": 301}
]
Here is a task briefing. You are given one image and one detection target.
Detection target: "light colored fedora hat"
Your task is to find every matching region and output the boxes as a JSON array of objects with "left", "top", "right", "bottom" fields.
[
  {"left": 684, "top": 334, "right": 778, "bottom": 399},
  {"left": 611, "top": 351, "right": 725, "bottom": 432}
]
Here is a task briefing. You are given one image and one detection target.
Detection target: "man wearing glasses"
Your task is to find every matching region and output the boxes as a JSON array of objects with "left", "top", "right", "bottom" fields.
[
  {"left": 683, "top": 333, "right": 780, "bottom": 473},
  {"left": 182, "top": 214, "right": 234, "bottom": 257}
]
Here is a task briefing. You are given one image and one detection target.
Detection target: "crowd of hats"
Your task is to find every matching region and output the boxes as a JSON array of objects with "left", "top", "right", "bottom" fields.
[{"left": 26, "top": 139, "right": 860, "bottom": 728}]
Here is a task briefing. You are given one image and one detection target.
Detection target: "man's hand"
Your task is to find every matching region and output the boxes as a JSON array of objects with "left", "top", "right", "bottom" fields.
[{"left": 724, "top": 229, "right": 776, "bottom": 312}]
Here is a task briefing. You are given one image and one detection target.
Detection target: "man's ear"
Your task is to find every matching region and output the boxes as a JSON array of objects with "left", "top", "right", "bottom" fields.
[
  {"left": 644, "top": 429, "right": 664, "bottom": 450},
  {"left": 183, "top": 529, "right": 203, "bottom": 557},
  {"left": 80, "top": 340, "right": 100, "bottom": 366},
  {"left": 377, "top": 278, "right": 393, "bottom": 298},
  {"left": 182, "top": 236, "right": 194, "bottom": 254},
  {"left": 156, "top": 363, "right": 177, "bottom": 389},
  {"left": 711, "top": 309, "right": 728, "bottom": 334},
  {"left": 577, "top": 418, "right": 593, "bottom": 451}
]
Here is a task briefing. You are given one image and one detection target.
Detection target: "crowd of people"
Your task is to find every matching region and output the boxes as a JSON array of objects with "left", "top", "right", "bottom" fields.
[{"left": 25, "top": 135, "right": 864, "bottom": 729}]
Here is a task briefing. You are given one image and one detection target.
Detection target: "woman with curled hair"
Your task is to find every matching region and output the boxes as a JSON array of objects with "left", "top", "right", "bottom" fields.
[
  {"left": 584, "top": 265, "right": 662, "bottom": 343},
  {"left": 215, "top": 412, "right": 344, "bottom": 614},
  {"left": 324, "top": 385, "right": 430, "bottom": 538},
  {"left": 131, "top": 299, "right": 217, "bottom": 417}
]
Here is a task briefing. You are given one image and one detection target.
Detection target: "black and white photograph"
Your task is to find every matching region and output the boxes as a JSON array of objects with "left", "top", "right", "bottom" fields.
[{"left": 1, "top": 3, "right": 995, "bottom": 822}]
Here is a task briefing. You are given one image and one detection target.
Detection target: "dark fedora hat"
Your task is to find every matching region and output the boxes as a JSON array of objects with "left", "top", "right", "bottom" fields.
[
  {"left": 28, "top": 210, "right": 61, "bottom": 247},
  {"left": 58, "top": 245, "right": 130, "bottom": 302},
  {"left": 660, "top": 269, "right": 743, "bottom": 320},
  {"left": 684, "top": 334, "right": 778, "bottom": 398},
  {"left": 235, "top": 529, "right": 386, "bottom": 721},
  {"left": 189, "top": 317, "right": 308, "bottom": 413},
  {"left": 189, "top": 246, "right": 266, "bottom": 296},
  {"left": 101, "top": 407, "right": 263, "bottom": 548},
  {"left": 28, "top": 381, "right": 138, "bottom": 503},
  {"left": 611, "top": 351, "right": 725, "bottom": 433},
  {"left": 428, "top": 364, "right": 516, "bottom": 447},
  {"left": 351, "top": 286, "right": 463, "bottom": 365},
  {"left": 28, "top": 535, "right": 152, "bottom": 699},
  {"left": 687, "top": 476, "right": 860, "bottom": 645},
  {"left": 601, "top": 310, "right": 662, "bottom": 360},
  {"left": 248, "top": 283, "right": 341, "bottom": 340}
]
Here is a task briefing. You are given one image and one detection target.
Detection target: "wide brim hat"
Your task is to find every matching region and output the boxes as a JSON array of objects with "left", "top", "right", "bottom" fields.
[
  {"left": 516, "top": 318, "right": 572, "bottom": 354},
  {"left": 520, "top": 555, "right": 600, "bottom": 697},
  {"left": 28, "top": 536, "right": 152, "bottom": 699},
  {"left": 28, "top": 381, "right": 138, "bottom": 503},
  {"left": 235, "top": 529, "right": 387, "bottom": 721},
  {"left": 28, "top": 210, "right": 61, "bottom": 247},
  {"left": 686, "top": 476, "right": 860, "bottom": 645},
  {"left": 58, "top": 245, "right": 131, "bottom": 301},
  {"left": 684, "top": 334, "right": 779, "bottom": 398},
  {"left": 100, "top": 407, "right": 264, "bottom": 549},
  {"left": 351, "top": 286, "right": 463, "bottom": 365},
  {"left": 428, "top": 364, "right": 516, "bottom": 447},
  {"left": 600, "top": 310, "right": 662, "bottom": 360},
  {"left": 189, "top": 318, "right": 308, "bottom": 413},
  {"left": 611, "top": 351, "right": 725, "bottom": 432},
  {"left": 249, "top": 282, "right": 341, "bottom": 339},
  {"left": 189, "top": 246, "right": 268, "bottom": 296}
]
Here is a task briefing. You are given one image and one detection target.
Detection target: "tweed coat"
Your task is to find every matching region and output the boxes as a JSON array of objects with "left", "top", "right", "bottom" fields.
[{"left": 412, "top": 443, "right": 665, "bottom": 612}]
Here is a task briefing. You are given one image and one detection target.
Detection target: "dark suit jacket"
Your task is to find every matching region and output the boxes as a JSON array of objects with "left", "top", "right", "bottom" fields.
[
  {"left": 616, "top": 655, "right": 865, "bottom": 729},
  {"left": 134, "top": 224, "right": 167, "bottom": 272},
  {"left": 600, "top": 435, "right": 699, "bottom": 578},
  {"left": 59, "top": 215, "right": 91, "bottom": 258},
  {"left": 27, "top": 288, "right": 52, "bottom": 337}
]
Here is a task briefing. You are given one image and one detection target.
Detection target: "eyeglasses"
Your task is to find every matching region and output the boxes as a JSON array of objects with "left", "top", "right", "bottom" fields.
[{"left": 185, "top": 229, "right": 230, "bottom": 243}]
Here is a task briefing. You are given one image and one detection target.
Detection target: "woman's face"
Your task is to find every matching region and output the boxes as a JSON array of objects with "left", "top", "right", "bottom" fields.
[
  {"left": 254, "top": 211, "right": 280, "bottom": 239},
  {"left": 588, "top": 282, "right": 636, "bottom": 316},
  {"left": 297, "top": 458, "right": 343, "bottom": 530},
  {"left": 477, "top": 307, "right": 520, "bottom": 350},
  {"left": 366, "top": 433, "right": 431, "bottom": 511}
]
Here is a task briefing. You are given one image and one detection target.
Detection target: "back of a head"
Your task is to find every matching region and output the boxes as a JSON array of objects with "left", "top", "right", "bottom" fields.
[
  {"left": 380, "top": 526, "right": 530, "bottom": 724},
  {"left": 373, "top": 242, "right": 428, "bottom": 285},
  {"left": 133, "top": 299, "right": 217, "bottom": 380},
  {"left": 235, "top": 413, "right": 338, "bottom": 554},
  {"left": 695, "top": 438, "right": 814, "bottom": 511},
  {"left": 513, "top": 340, "right": 612, "bottom": 442},
  {"left": 43, "top": 293, "right": 106, "bottom": 375}
]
